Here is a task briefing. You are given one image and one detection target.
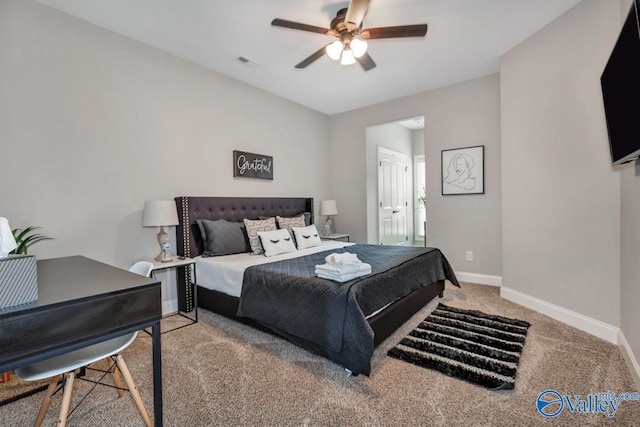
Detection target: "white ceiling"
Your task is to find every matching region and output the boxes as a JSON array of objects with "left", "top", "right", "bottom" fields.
[{"left": 34, "top": 0, "right": 582, "bottom": 115}]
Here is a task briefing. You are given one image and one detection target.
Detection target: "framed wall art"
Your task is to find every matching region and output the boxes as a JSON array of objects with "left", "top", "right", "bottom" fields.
[
  {"left": 233, "top": 150, "right": 273, "bottom": 180},
  {"left": 441, "top": 145, "right": 484, "bottom": 195}
]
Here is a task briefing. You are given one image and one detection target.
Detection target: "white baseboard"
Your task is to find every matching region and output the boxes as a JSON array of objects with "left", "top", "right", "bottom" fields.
[
  {"left": 500, "top": 286, "right": 619, "bottom": 344},
  {"left": 162, "top": 298, "right": 178, "bottom": 316},
  {"left": 618, "top": 331, "right": 640, "bottom": 391},
  {"left": 454, "top": 272, "right": 502, "bottom": 287}
]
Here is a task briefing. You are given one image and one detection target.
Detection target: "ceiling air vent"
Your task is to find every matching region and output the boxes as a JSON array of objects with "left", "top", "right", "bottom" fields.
[{"left": 235, "top": 56, "right": 260, "bottom": 69}]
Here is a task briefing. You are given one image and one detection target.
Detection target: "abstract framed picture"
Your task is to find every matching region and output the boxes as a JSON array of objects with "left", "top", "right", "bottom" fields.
[{"left": 441, "top": 145, "right": 484, "bottom": 195}]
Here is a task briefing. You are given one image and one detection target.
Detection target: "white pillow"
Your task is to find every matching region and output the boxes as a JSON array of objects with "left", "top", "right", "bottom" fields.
[
  {"left": 292, "top": 224, "right": 322, "bottom": 250},
  {"left": 257, "top": 229, "right": 297, "bottom": 257}
]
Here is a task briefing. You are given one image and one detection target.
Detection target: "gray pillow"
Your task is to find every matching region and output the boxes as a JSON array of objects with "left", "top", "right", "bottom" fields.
[
  {"left": 197, "top": 219, "right": 250, "bottom": 257},
  {"left": 302, "top": 211, "right": 312, "bottom": 226}
]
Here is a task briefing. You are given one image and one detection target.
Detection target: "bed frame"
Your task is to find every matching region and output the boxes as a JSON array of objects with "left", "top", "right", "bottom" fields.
[{"left": 174, "top": 196, "right": 444, "bottom": 347}]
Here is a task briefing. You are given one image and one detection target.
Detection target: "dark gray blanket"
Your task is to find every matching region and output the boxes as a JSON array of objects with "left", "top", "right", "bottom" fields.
[{"left": 236, "top": 244, "right": 459, "bottom": 375}]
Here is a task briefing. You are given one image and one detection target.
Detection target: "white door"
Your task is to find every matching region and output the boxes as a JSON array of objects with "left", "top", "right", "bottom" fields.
[{"left": 378, "top": 147, "right": 408, "bottom": 245}]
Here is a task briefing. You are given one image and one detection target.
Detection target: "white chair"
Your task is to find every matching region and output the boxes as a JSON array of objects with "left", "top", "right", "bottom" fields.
[
  {"left": 14, "top": 263, "right": 155, "bottom": 427},
  {"left": 129, "top": 261, "right": 154, "bottom": 277}
]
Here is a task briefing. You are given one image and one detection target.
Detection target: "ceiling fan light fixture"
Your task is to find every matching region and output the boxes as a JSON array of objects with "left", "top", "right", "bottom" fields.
[
  {"left": 340, "top": 48, "right": 356, "bottom": 65},
  {"left": 326, "top": 40, "right": 344, "bottom": 60},
  {"left": 271, "top": 1, "right": 427, "bottom": 71},
  {"left": 350, "top": 37, "right": 368, "bottom": 58}
]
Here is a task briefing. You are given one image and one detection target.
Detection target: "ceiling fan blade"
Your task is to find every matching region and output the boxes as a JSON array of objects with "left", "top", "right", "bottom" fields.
[
  {"left": 361, "top": 24, "right": 428, "bottom": 39},
  {"left": 357, "top": 52, "right": 376, "bottom": 71},
  {"left": 344, "top": 0, "right": 371, "bottom": 32},
  {"left": 271, "top": 18, "right": 332, "bottom": 35},
  {"left": 295, "top": 45, "right": 329, "bottom": 69}
]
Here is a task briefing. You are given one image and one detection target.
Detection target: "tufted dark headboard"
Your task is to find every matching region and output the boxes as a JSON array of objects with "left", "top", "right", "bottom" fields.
[
  {"left": 174, "top": 196, "right": 314, "bottom": 259},
  {"left": 173, "top": 196, "right": 314, "bottom": 312}
]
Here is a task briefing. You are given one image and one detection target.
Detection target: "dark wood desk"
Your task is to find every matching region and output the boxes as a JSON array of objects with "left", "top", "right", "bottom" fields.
[{"left": 0, "top": 256, "right": 163, "bottom": 426}]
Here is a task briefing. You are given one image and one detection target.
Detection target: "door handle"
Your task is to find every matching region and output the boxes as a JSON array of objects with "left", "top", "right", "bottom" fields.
[{"left": 392, "top": 210, "right": 400, "bottom": 214}]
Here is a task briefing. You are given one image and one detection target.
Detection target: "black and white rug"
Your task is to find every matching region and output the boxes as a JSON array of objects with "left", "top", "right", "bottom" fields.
[{"left": 387, "top": 303, "right": 531, "bottom": 390}]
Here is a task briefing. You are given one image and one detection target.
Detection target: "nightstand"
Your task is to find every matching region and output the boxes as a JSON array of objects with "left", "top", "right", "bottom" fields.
[
  {"left": 320, "top": 233, "right": 350, "bottom": 242},
  {"left": 149, "top": 257, "right": 197, "bottom": 333}
]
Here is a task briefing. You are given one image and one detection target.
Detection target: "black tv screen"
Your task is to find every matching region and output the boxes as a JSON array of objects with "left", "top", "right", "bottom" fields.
[{"left": 601, "top": 0, "right": 640, "bottom": 166}]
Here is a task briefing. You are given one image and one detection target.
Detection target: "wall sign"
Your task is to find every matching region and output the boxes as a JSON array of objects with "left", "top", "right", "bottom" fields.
[{"left": 233, "top": 150, "right": 273, "bottom": 180}]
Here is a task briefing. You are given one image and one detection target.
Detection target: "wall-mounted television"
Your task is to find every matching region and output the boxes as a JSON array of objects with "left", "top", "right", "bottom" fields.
[{"left": 600, "top": 0, "right": 640, "bottom": 166}]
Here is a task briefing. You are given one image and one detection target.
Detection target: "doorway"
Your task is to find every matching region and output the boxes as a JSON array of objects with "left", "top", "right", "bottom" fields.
[
  {"left": 378, "top": 147, "right": 408, "bottom": 245},
  {"left": 365, "top": 115, "right": 425, "bottom": 245}
]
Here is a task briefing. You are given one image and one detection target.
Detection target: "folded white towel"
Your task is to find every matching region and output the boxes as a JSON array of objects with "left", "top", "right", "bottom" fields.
[
  {"left": 315, "top": 263, "right": 371, "bottom": 282},
  {"left": 315, "top": 263, "right": 361, "bottom": 275},
  {"left": 316, "top": 271, "right": 371, "bottom": 282},
  {"left": 325, "top": 252, "right": 361, "bottom": 267}
]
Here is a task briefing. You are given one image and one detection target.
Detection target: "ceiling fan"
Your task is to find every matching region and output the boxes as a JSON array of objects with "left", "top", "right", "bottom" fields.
[{"left": 271, "top": 0, "right": 428, "bottom": 71}]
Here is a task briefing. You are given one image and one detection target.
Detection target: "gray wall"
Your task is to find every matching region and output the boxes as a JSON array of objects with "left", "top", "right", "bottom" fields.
[
  {"left": 501, "top": 0, "right": 621, "bottom": 326},
  {"left": 621, "top": 163, "right": 640, "bottom": 374},
  {"left": 330, "top": 74, "right": 502, "bottom": 276},
  {"left": 412, "top": 129, "right": 425, "bottom": 156},
  {"left": 618, "top": 0, "right": 640, "bottom": 381},
  {"left": 0, "top": 0, "right": 331, "bottom": 267}
]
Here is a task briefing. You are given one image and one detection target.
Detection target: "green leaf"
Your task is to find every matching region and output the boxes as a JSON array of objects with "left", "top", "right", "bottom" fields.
[
  {"left": 12, "top": 227, "right": 34, "bottom": 242},
  {"left": 9, "top": 226, "right": 53, "bottom": 254}
]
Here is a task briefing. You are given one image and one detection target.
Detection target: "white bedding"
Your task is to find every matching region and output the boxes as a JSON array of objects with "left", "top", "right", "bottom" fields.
[{"left": 195, "top": 240, "right": 354, "bottom": 298}]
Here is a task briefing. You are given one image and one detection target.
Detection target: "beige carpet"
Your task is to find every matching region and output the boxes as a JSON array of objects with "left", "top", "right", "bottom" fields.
[{"left": 1, "top": 282, "right": 639, "bottom": 426}]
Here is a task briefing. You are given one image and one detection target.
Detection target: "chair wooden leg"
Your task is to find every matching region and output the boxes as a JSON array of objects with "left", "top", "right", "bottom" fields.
[
  {"left": 114, "top": 354, "right": 152, "bottom": 427},
  {"left": 57, "top": 371, "right": 75, "bottom": 427},
  {"left": 34, "top": 375, "right": 61, "bottom": 427},
  {"left": 105, "top": 357, "right": 125, "bottom": 398}
]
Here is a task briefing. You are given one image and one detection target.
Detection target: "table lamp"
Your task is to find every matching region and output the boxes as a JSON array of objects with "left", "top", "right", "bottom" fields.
[
  {"left": 142, "top": 200, "right": 179, "bottom": 262},
  {"left": 319, "top": 200, "right": 338, "bottom": 236}
]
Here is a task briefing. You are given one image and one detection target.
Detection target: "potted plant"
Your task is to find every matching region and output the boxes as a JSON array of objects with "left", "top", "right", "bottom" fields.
[
  {"left": 417, "top": 185, "right": 427, "bottom": 245},
  {"left": 417, "top": 185, "right": 427, "bottom": 210},
  {"left": 0, "top": 225, "right": 51, "bottom": 310},
  {"left": 10, "top": 226, "right": 53, "bottom": 255}
]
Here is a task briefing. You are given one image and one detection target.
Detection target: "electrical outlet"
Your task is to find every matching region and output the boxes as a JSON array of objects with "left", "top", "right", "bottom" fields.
[{"left": 466, "top": 251, "right": 473, "bottom": 261}]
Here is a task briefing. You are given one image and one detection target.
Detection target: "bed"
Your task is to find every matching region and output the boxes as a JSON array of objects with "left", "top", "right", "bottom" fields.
[{"left": 174, "top": 196, "right": 459, "bottom": 375}]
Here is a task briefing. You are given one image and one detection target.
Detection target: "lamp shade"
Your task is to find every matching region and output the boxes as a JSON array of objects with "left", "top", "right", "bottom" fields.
[
  {"left": 350, "top": 37, "right": 368, "bottom": 58},
  {"left": 142, "top": 200, "right": 179, "bottom": 227},
  {"left": 340, "top": 48, "right": 356, "bottom": 65},
  {"left": 326, "top": 40, "right": 344, "bottom": 60},
  {"left": 319, "top": 200, "right": 338, "bottom": 216}
]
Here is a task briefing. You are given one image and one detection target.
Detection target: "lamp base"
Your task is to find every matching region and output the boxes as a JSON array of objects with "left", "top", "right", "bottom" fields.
[
  {"left": 155, "top": 227, "right": 173, "bottom": 263},
  {"left": 155, "top": 254, "right": 173, "bottom": 263},
  {"left": 323, "top": 217, "right": 333, "bottom": 236}
]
